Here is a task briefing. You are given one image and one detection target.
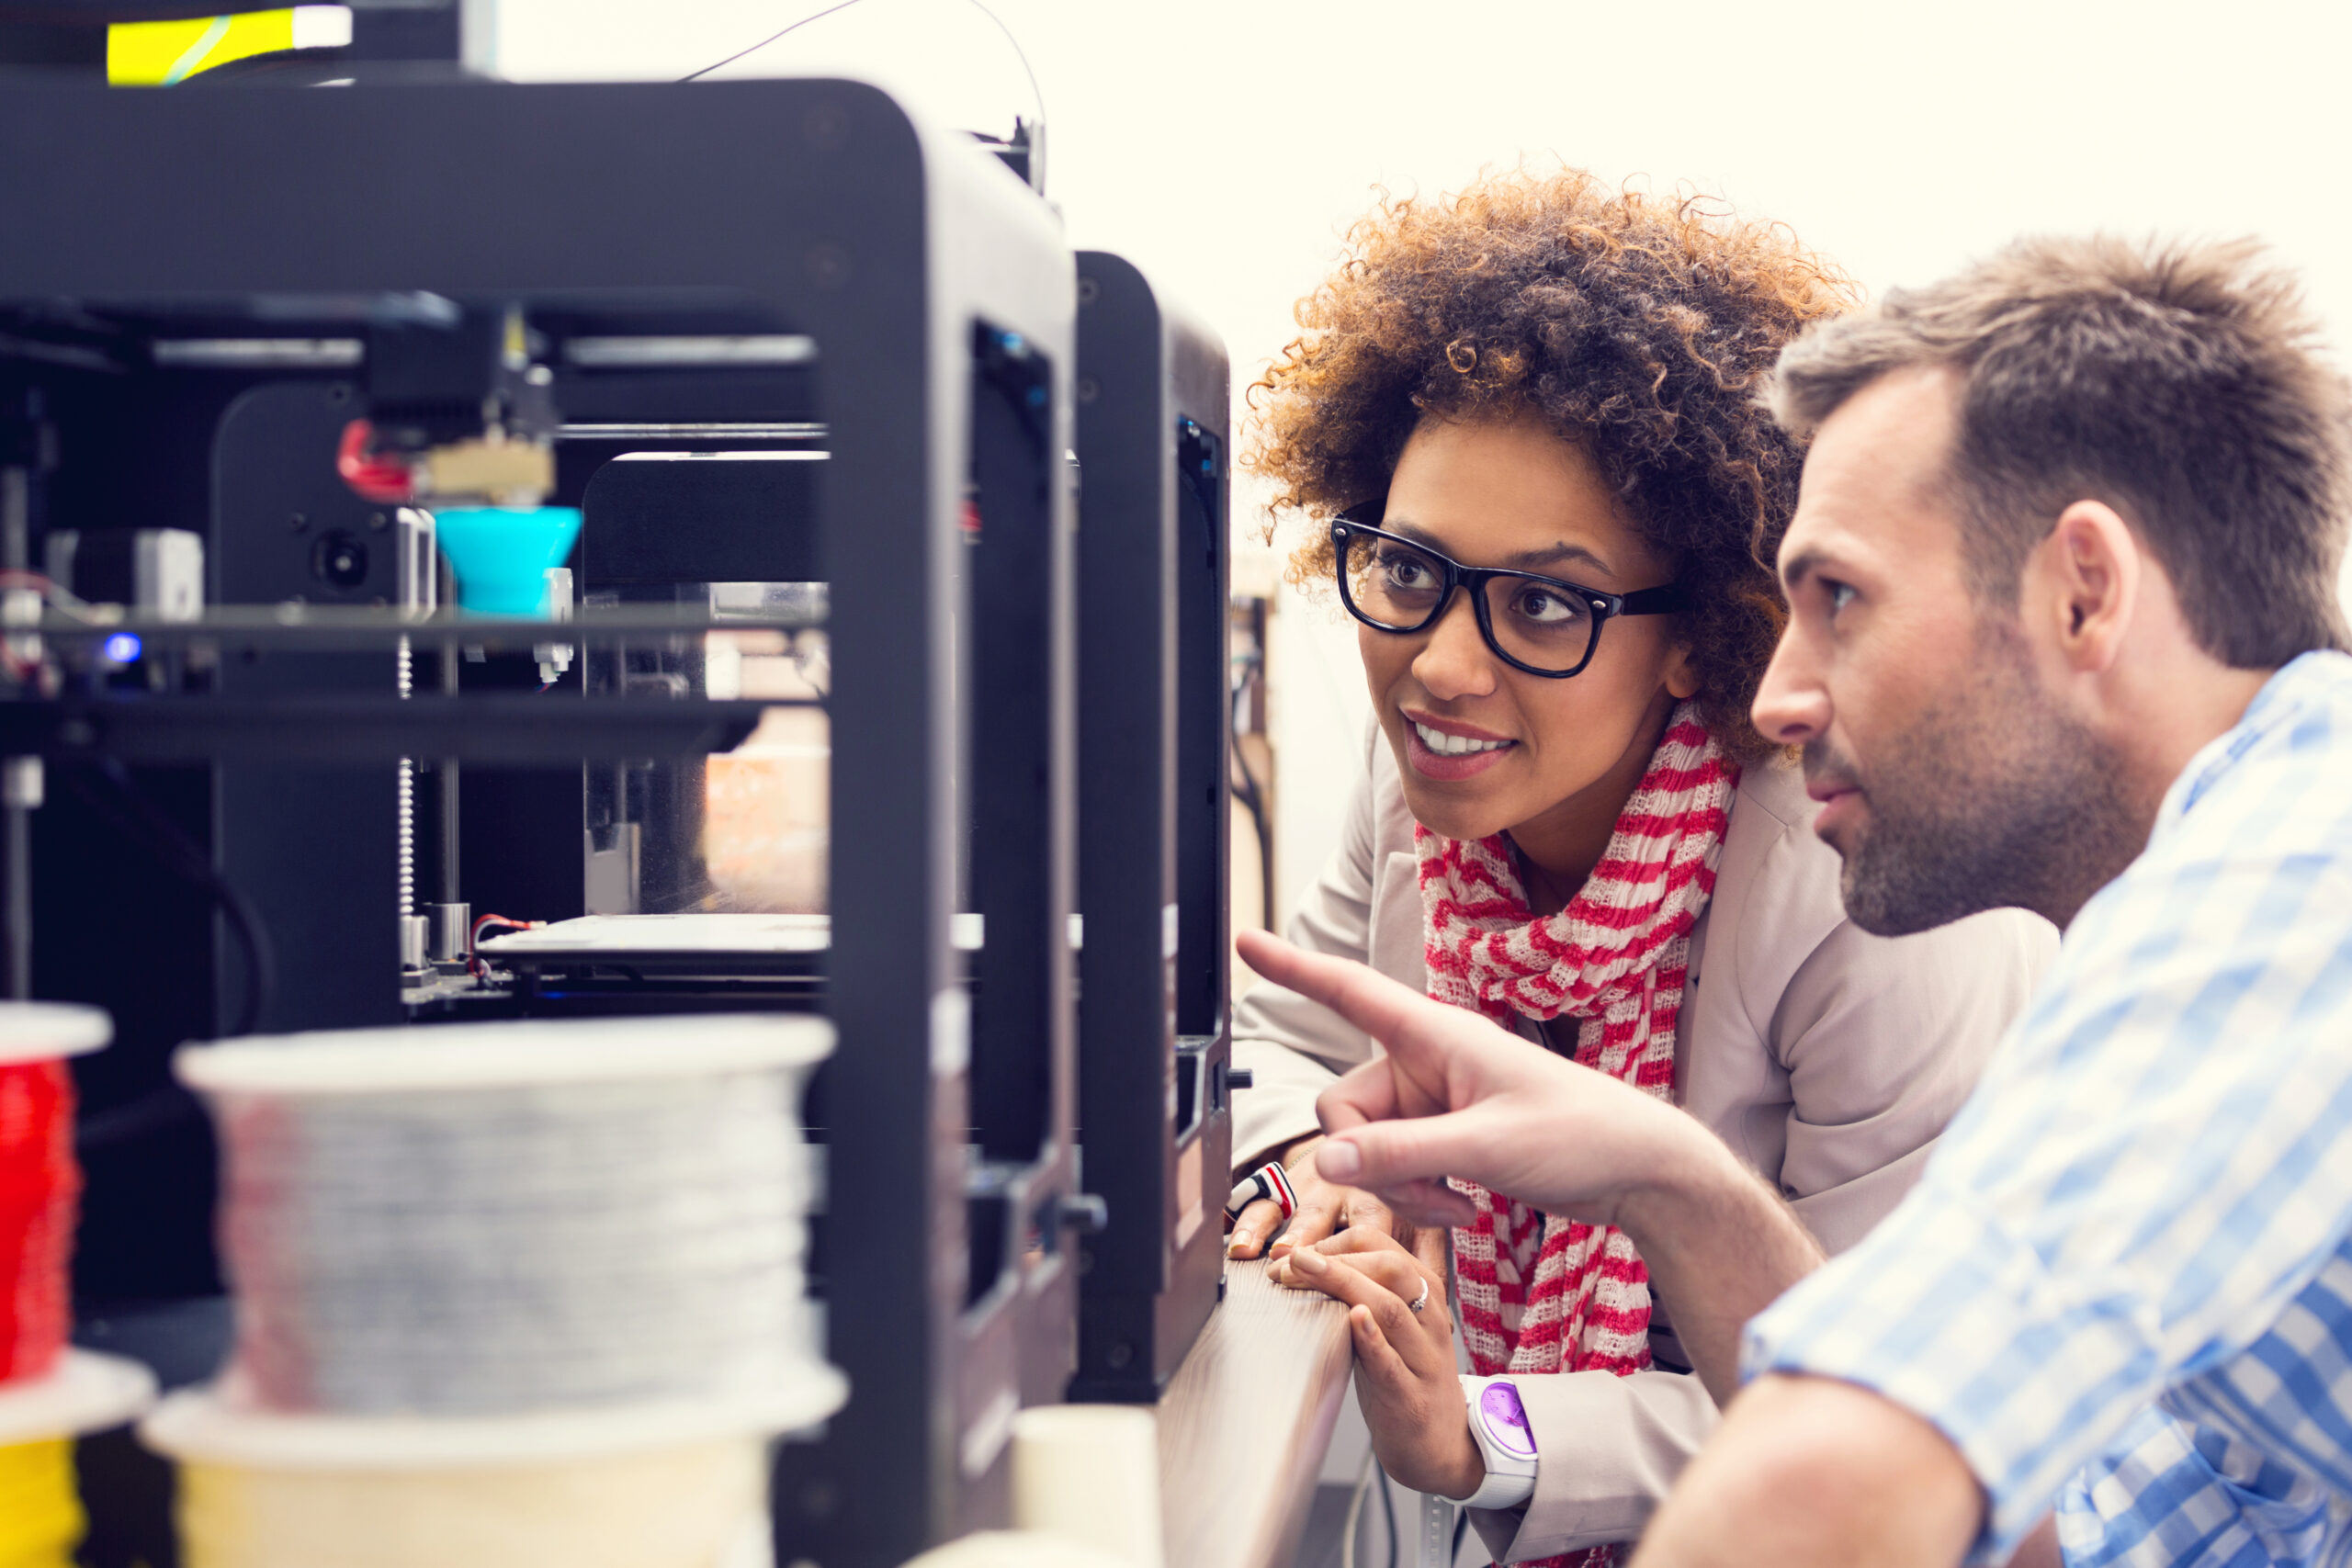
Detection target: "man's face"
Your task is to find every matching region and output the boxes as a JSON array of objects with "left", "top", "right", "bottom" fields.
[{"left": 1752, "top": 367, "right": 2121, "bottom": 933}]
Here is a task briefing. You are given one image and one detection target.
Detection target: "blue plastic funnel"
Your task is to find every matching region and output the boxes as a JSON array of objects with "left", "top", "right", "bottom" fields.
[{"left": 433, "top": 506, "right": 583, "bottom": 615}]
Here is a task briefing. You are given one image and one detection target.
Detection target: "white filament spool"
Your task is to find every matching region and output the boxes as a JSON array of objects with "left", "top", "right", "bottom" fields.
[{"left": 175, "top": 1014, "right": 832, "bottom": 1416}]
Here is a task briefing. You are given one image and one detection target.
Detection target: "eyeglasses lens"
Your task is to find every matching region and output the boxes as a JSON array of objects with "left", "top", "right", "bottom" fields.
[
  {"left": 1483, "top": 575, "right": 1596, "bottom": 671},
  {"left": 1341, "top": 531, "right": 1596, "bottom": 674},
  {"left": 1347, "top": 533, "right": 1447, "bottom": 625}
]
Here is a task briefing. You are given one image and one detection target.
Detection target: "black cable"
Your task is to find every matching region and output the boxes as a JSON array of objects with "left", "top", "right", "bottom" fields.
[
  {"left": 959, "top": 0, "right": 1046, "bottom": 138},
  {"left": 679, "top": 0, "right": 1049, "bottom": 152},
  {"left": 75, "top": 1082, "right": 202, "bottom": 1154},
  {"left": 677, "top": 0, "right": 865, "bottom": 81},
  {"left": 1380, "top": 1463, "right": 1398, "bottom": 1567},
  {"left": 1230, "top": 660, "right": 1275, "bottom": 931},
  {"left": 1452, "top": 1503, "right": 1470, "bottom": 1560},
  {"left": 65, "top": 761, "right": 276, "bottom": 1038}
]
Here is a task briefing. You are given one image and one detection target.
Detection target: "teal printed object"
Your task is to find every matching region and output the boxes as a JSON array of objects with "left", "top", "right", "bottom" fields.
[{"left": 433, "top": 506, "right": 582, "bottom": 615}]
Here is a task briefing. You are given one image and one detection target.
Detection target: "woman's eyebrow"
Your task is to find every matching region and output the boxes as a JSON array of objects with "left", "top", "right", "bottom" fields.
[
  {"left": 1507, "top": 541, "right": 1612, "bottom": 576},
  {"left": 1385, "top": 518, "right": 1614, "bottom": 577}
]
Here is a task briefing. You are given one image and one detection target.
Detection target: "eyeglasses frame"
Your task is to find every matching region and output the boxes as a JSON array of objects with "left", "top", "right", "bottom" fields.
[{"left": 1329, "top": 515, "right": 1689, "bottom": 679}]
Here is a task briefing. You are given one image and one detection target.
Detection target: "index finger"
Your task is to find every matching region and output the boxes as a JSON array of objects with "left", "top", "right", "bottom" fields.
[{"left": 1236, "top": 930, "right": 1442, "bottom": 1053}]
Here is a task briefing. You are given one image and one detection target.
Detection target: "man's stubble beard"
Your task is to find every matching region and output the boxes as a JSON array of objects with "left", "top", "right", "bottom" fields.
[{"left": 1827, "top": 619, "right": 2147, "bottom": 935}]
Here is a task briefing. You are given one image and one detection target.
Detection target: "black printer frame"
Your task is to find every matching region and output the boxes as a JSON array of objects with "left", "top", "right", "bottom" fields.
[{"left": 0, "top": 75, "right": 1080, "bottom": 1568}]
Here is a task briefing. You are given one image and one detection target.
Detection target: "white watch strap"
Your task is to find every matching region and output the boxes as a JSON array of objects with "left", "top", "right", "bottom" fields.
[
  {"left": 1453, "top": 1374, "right": 1540, "bottom": 1512},
  {"left": 1455, "top": 1463, "right": 1536, "bottom": 1511}
]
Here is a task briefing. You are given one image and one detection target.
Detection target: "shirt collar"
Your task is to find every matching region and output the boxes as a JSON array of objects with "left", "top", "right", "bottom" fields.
[{"left": 2157, "top": 649, "right": 2351, "bottom": 827}]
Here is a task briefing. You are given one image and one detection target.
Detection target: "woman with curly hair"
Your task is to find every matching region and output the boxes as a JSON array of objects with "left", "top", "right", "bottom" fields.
[{"left": 1221, "top": 171, "right": 2055, "bottom": 1563}]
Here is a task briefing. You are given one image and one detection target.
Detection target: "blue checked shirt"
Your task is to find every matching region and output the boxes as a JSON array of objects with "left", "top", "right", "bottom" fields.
[{"left": 1743, "top": 649, "right": 2352, "bottom": 1567}]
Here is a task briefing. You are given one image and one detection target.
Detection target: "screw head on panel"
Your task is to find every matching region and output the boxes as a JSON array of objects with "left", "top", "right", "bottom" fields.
[
  {"left": 804, "top": 103, "right": 851, "bottom": 152},
  {"left": 804, "top": 243, "right": 853, "bottom": 290}
]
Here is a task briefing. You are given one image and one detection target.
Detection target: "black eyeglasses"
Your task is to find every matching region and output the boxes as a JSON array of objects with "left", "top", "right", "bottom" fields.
[{"left": 1331, "top": 513, "right": 1687, "bottom": 678}]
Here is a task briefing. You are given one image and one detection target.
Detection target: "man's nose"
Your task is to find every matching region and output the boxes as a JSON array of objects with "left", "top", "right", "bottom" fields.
[
  {"left": 1751, "top": 624, "right": 1830, "bottom": 746},
  {"left": 1410, "top": 592, "right": 1498, "bottom": 702}
]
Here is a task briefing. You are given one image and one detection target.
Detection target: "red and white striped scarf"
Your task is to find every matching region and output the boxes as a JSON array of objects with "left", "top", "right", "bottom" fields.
[{"left": 1417, "top": 704, "right": 1736, "bottom": 1567}]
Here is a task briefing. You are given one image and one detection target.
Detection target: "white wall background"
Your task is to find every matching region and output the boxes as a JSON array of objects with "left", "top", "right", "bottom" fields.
[{"left": 499, "top": 0, "right": 2352, "bottom": 927}]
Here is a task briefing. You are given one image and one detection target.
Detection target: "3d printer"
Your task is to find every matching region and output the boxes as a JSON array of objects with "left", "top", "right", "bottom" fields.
[{"left": 0, "top": 72, "right": 1133, "bottom": 1568}]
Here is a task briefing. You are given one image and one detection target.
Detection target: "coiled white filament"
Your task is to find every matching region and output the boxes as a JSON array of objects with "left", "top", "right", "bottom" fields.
[
  {"left": 171, "top": 1439, "right": 767, "bottom": 1568},
  {"left": 185, "top": 1018, "right": 828, "bottom": 1416}
]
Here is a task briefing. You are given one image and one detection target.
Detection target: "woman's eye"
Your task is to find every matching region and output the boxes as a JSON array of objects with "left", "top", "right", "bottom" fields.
[
  {"left": 1513, "top": 587, "right": 1577, "bottom": 624},
  {"left": 1826, "top": 581, "right": 1859, "bottom": 615},
  {"left": 1382, "top": 555, "right": 1430, "bottom": 586}
]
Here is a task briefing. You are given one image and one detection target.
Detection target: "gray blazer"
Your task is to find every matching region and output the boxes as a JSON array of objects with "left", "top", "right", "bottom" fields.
[{"left": 1230, "top": 726, "right": 2055, "bottom": 1562}]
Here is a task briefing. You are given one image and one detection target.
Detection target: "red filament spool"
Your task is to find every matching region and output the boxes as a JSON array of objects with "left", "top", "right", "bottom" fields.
[{"left": 0, "top": 1056, "right": 75, "bottom": 1383}]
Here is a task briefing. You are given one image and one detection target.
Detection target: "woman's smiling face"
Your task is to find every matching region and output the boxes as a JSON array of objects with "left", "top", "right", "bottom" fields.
[{"left": 1363, "top": 412, "right": 1697, "bottom": 847}]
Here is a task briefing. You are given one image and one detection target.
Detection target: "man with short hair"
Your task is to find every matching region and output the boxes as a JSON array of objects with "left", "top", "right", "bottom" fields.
[
  {"left": 1247, "top": 234, "right": 2352, "bottom": 1566},
  {"left": 1663, "top": 235, "right": 2352, "bottom": 1568}
]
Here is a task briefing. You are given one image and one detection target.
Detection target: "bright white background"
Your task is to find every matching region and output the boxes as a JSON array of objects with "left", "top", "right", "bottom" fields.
[{"left": 501, "top": 0, "right": 2352, "bottom": 927}]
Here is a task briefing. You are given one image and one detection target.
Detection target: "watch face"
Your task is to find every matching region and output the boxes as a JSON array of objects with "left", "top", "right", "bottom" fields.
[{"left": 1479, "top": 1382, "right": 1538, "bottom": 1461}]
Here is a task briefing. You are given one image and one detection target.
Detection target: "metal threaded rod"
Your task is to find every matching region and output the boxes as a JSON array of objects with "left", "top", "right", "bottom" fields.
[
  {"left": 439, "top": 640, "right": 460, "bottom": 908},
  {"left": 3, "top": 795, "right": 27, "bottom": 1000},
  {"left": 3, "top": 468, "right": 29, "bottom": 1001},
  {"left": 396, "top": 637, "right": 413, "bottom": 920}
]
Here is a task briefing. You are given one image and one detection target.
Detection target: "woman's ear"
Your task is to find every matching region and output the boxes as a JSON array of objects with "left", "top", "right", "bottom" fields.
[{"left": 1664, "top": 641, "right": 1701, "bottom": 702}]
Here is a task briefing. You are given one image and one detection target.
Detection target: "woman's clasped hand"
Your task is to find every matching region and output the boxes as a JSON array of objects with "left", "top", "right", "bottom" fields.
[{"left": 1273, "top": 1228, "right": 1479, "bottom": 1499}]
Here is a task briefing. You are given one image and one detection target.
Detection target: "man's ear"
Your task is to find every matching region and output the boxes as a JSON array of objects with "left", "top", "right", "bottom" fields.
[{"left": 2032, "top": 500, "right": 2141, "bottom": 675}]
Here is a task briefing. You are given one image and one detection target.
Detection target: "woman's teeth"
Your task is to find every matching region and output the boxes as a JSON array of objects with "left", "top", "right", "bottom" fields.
[{"left": 1413, "top": 720, "right": 1510, "bottom": 756}]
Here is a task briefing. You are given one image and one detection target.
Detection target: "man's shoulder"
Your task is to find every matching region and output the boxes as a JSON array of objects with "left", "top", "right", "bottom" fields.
[
  {"left": 2178, "top": 650, "right": 2352, "bottom": 802},
  {"left": 2154, "top": 650, "right": 2352, "bottom": 862},
  {"left": 2041, "top": 654, "right": 2352, "bottom": 1043}
]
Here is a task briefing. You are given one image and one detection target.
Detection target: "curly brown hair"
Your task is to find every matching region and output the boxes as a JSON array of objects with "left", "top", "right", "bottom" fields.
[{"left": 1248, "top": 169, "right": 1857, "bottom": 757}]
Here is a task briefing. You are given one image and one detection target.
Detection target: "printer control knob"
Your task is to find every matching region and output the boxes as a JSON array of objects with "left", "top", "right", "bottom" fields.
[{"left": 1057, "top": 1193, "right": 1110, "bottom": 1235}]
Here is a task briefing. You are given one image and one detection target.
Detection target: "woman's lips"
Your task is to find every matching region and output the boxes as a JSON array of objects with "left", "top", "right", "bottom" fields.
[{"left": 1405, "top": 722, "right": 1517, "bottom": 781}]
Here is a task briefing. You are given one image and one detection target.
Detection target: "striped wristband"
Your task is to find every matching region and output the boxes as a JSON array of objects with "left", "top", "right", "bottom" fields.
[{"left": 1225, "top": 1160, "right": 1298, "bottom": 1224}]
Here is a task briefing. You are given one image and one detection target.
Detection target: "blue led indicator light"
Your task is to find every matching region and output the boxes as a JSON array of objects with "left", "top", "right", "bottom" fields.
[{"left": 102, "top": 632, "right": 141, "bottom": 665}]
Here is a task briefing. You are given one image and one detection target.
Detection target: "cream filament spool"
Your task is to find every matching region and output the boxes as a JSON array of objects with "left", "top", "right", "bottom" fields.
[
  {"left": 141, "top": 1359, "right": 845, "bottom": 1568},
  {"left": 175, "top": 1015, "right": 831, "bottom": 1416},
  {"left": 143, "top": 1396, "right": 778, "bottom": 1568},
  {"left": 1011, "top": 1405, "right": 1164, "bottom": 1568},
  {"left": 169, "top": 1447, "right": 766, "bottom": 1568}
]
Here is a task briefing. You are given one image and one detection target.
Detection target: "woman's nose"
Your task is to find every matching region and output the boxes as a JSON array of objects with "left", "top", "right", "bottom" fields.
[{"left": 1409, "top": 594, "right": 1498, "bottom": 702}]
